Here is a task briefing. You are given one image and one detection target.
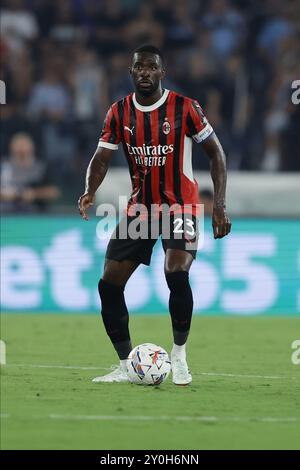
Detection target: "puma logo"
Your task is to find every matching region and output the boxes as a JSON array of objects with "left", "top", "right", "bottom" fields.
[{"left": 124, "top": 126, "right": 134, "bottom": 135}]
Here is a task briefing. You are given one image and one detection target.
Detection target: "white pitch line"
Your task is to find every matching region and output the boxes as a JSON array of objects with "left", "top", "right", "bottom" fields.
[
  {"left": 2, "top": 413, "right": 298, "bottom": 423},
  {"left": 195, "top": 372, "right": 288, "bottom": 380},
  {"left": 7, "top": 363, "right": 297, "bottom": 380},
  {"left": 8, "top": 363, "right": 101, "bottom": 371},
  {"left": 49, "top": 414, "right": 299, "bottom": 424}
]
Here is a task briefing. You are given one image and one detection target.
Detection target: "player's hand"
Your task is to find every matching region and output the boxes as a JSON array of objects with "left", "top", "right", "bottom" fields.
[
  {"left": 78, "top": 193, "right": 95, "bottom": 220},
  {"left": 212, "top": 206, "right": 231, "bottom": 239}
]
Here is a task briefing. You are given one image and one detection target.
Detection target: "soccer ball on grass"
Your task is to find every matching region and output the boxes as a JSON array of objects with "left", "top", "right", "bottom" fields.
[{"left": 126, "top": 343, "right": 171, "bottom": 386}]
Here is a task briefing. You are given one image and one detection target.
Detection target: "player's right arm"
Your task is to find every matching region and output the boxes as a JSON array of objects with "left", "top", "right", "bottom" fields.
[
  {"left": 78, "top": 147, "right": 114, "bottom": 220},
  {"left": 78, "top": 103, "right": 121, "bottom": 220}
]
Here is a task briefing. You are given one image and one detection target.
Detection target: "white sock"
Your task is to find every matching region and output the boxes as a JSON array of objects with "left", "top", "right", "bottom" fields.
[
  {"left": 171, "top": 343, "right": 186, "bottom": 360},
  {"left": 120, "top": 359, "right": 128, "bottom": 372}
]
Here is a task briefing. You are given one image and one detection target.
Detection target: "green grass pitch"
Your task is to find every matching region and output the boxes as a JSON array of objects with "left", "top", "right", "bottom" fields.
[{"left": 1, "top": 314, "right": 299, "bottom": 450}]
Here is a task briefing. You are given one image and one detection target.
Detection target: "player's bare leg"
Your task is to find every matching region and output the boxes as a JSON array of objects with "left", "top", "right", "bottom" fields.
[
  {"left": 93, "top": 259, "right": 139, "bottom": 383},
  {"left": 165, "top": 249, "right": 194, "bottom": 385}
]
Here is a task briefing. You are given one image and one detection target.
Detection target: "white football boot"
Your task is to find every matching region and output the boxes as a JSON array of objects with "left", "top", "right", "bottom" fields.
[
  {"left": 171, "top": 355, "right": 192, "bottom": 385},
  {"left": 92, "top": 364, "right": 129, "bottom": 383}
]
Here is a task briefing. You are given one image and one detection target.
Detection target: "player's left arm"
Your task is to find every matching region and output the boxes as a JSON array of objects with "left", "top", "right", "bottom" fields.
[{"left": 201, "top": 133, "right": 231, "bottom": 239}]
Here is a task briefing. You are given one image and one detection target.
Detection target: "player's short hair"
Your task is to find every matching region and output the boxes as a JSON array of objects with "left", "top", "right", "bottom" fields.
[{"left": 133, "top": 45, "right": 164, "bottom": 63}]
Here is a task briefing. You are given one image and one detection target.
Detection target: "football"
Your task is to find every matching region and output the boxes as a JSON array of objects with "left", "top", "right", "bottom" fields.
[{"left": 126, "top": 343, "right": 171, "bottom": 386}]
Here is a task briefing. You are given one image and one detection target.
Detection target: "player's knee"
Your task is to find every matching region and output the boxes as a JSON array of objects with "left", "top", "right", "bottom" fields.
[
  {"left": 102, "top": 259, "right": 137, "bottom": 286},
  {"left": 164, "top": 250, "right": 193, "bottom": 274},
  {"left": 102, "top": 266, "right": 123, "bottom": 286},
  {"left": 165, "top": 263, "right": 188, "bottom": 274}
]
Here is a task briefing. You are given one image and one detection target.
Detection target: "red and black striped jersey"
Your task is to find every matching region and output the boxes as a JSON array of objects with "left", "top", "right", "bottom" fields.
[{"left": 98, "top": 89, "right": 214, "bottom": 215}]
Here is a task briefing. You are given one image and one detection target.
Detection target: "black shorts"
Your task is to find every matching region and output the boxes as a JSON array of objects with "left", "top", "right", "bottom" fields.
[{"left": 106, "top": 213, "right": 199, "bottom": 266}]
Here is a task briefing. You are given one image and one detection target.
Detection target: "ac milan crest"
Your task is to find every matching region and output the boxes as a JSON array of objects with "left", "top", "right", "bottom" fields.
[{"left": 162, "top": 119, "right": 171, "bottom": 135}]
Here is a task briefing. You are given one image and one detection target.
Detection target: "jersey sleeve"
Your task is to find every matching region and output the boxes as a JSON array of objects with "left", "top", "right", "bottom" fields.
[
  {"left": 97, "top": 104, "right": 121, "bottom": 150},
  {"left": 185, "top": 99, "right": 214, "bottom": 143}
]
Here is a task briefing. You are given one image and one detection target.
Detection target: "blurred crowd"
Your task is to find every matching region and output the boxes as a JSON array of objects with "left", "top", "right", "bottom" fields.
[{"left": 1, "top": 0, "right": 299, "bottom": 212}]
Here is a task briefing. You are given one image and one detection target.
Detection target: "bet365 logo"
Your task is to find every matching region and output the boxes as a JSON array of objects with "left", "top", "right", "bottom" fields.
[
  {"left": 291, "top": 80, "right": 300, "bottom": 105},
  {"left": 291, "top": 340, "right": 300, "bottom": 365}
]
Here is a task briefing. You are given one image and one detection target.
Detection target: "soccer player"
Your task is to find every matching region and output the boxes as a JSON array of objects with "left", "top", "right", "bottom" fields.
[{"left": 78, "top": 45, "right": 231, "bottom": 385}]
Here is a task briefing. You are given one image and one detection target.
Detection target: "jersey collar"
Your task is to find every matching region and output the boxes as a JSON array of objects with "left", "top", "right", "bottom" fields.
[{"left": 133, "top": 89, "right": 169, "bottom": 112}]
